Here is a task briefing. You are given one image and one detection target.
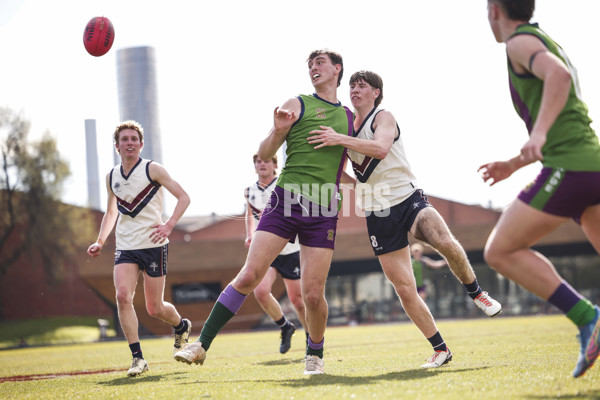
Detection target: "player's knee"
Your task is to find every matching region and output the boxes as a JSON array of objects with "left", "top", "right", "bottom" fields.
[
  {"left": 394, "top": 282, "right": 418, "bottom": 301},
  {"left": 302, "top": 289, "right": 323, "bottom": 310},
  {"left": 115, "top": 289, "right": 133, "bottom": 306},
  {"left": 253, "top": 287, "right": 270, "bottom": 303},
  {"left": 234, "top": 266, "right": 263, "bottom": 291},
  {"left": 290, "top": 294, "right": 305, "bottom": 312},
  {"left": 146, "top": 303, "right": 163, "bottom": 318},
  {"left": 483, "top": 243, "right": 506, "bottom": 272}
]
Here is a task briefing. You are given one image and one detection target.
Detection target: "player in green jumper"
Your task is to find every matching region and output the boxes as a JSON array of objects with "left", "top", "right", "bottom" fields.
[
  {"left": 175, "top": 50, "right": 352, "bottom": 375},
  {"left": 480, "top": 0, "right": 600, "bottom": 378}
]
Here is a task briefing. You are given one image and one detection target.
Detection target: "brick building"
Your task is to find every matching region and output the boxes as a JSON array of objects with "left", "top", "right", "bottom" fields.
[{"left": 2, "top": 189, "right": 598, "bottom": 336}]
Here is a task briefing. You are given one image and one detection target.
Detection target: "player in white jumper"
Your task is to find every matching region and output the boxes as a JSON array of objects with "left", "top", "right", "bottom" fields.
[
  {"left": 308, "top": 70, "right": 502, "bottom": 369},
  {"left": 87, "top": 121, "right": 191, "bottom": 377},
  {"left": 245, "top": 154, "right": 308, "bottom": 353}
]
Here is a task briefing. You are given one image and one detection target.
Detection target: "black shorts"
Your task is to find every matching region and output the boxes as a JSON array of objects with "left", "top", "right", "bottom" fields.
[
  {"left": 114, "top": 245, "right": 168, "bottom": 277},
  {"left": 271, "top": 251, "right": 301, "bottom": 280},
  {"left": 365, "top": 189, "right": 431, "bottom": 256}
]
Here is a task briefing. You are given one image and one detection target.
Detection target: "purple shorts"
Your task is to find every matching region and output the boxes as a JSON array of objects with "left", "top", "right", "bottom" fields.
[
  {"left": 518, "top": 167, "right": 600, "bottom": 221},
  {"left": 256, "top": 185, "right": 338, "bottom": 249}
]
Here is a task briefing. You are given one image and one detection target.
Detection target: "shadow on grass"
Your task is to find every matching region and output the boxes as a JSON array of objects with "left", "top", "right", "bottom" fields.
[
  {"left": 98, "top": 371, "right": 189, "bottom": 386},
  {"left": 256, "top": 358, "right": 305, "bottom": 366},
  {"left": 279, "top": 366, "right": 489, "bottom": 387},
  {"left": 523, "top": 389, "right": 600, "bottom": 400},
  {"left": 176, "top": 366, "right": 489, "bottom": 387}
]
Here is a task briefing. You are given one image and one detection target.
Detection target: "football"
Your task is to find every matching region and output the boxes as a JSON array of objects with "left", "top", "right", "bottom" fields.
[{"left": 83, "top": 16, "right": 115, "bottom": 57}]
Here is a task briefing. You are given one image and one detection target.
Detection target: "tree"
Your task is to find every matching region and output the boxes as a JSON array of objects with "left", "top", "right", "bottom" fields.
[{"left": 0, "top": 107, "right": 95, "bottom": 292}]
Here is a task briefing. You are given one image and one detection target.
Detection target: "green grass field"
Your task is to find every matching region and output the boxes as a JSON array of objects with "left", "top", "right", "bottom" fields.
[
  {"left": 0, "top": 315, "right": 598, "bottom": 399},
  {"left": 0, "top": 317, "right": 116, "bottom": 349}
]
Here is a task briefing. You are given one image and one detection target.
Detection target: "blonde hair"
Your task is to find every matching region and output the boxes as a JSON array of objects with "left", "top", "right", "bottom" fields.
[
  {"left": 113, "top": 120, "right": 144, "bottom": 144},
  {"left": 253, "top": 153, "right": 277, "bottom": 165},
  {"left": 252, "top": 153, "right": 278, "bottom": 176}
]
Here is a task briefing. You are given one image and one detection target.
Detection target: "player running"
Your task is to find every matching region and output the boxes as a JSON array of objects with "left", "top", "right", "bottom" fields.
[
  {"left": 480, "top": 0, "right": 600, "bottom": 378},
  {"left": 87, "top": 120, "right": 191, "bottom": 377}
]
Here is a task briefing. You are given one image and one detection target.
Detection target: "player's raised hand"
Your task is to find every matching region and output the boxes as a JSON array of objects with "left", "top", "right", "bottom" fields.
[
  {"left": 273, "top": 107, "right": 296, "bottom": 133},
  {"left": 478, "top": 161, "right": 515, "bottom": 186}
]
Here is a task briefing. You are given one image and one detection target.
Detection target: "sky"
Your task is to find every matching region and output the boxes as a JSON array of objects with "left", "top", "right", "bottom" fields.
[{"left": 1, "top": 0, "right": 599, "bottom": 218}]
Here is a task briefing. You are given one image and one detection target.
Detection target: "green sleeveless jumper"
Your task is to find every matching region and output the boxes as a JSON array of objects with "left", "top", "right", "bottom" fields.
[
  {"left": 276, "top": 94, "right": 352, "bottom": 207},
  {"left": 507, "top": 23, "right": 600, "bottom": 171}
]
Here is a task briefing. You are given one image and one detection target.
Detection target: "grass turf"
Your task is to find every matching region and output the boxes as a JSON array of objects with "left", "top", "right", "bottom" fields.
[
  {"left": 0, "top": 317, "right": 116, "bottom": 349},
  {"left": 0, "top": 315, "right": 598, "bottom": 399}
]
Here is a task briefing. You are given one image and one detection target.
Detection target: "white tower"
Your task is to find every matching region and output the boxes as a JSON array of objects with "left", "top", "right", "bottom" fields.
[
  {"left": 84, "top": 119, "right": 101, "bottom": 210},
  {"left": 115, "top": 46, "right": 163, "bottom": 165}
]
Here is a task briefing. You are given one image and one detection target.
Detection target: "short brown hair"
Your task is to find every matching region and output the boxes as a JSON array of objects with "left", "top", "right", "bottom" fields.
[
  {"left": 307, "top": 49, "right": 344, "bottom": 87},
  {"left": 113, "top": 120, "right": 144, "bottom": 144},
  {"left": 489, "top": 0, "right": 534, "bottom": 21},
  {"left": 350, "top": 70, "right": 384, "bottom": 108}
]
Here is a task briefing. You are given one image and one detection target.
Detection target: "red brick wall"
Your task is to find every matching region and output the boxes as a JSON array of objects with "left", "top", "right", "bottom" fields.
[
  {"left": 1, "top": 252, "right": 113, "bottom": 319},
  {"left": 0, "top": 207, "right": 113, "bottom": 320}
]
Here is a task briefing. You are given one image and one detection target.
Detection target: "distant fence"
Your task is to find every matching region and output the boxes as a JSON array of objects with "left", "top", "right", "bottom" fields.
[{"left": 255, "top": 242, "right": 600, "bottom": 329}]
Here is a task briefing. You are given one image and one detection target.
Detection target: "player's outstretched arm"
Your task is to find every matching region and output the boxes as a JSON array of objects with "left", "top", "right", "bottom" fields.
[
  {"left": 478, "top": 154, "right": 528, "bottom": 186},
  {"left": 87, "top": 174, "right": 118, "bottom": 257},
  {"left": 421, "top": 256, "right": 447, "bottom": 269},
  {"left": 244, "top": 190, "right": 255, "bottom": 249},
  {"left": 308, "top": 111, "right": 396, "bottom": 159}
]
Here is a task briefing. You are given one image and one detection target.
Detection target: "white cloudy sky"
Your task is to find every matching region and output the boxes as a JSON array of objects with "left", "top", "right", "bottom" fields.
[{"left": 1, "top": 0, "right": 599, "bottom": 217}]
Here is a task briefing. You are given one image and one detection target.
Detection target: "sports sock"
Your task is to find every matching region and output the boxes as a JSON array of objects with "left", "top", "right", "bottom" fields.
[
  {"left": 198, "top": 284, "right": 247, "bottom": 351},
  {"left": 427, "top": 331, "right": 447, "bottom": 352},
  {"left": 129, "top": 342, "right": 143, "bottom": 359},
  {"left": 548, "top": 281, "right": 597, "bottom": 326},
  {"left": 567, "top": 300, "right": 596, "bottom": 327},
  {"left": 306, "top": 336, "right": 324, "bottom": 358},
  {"left": 464, "top": 279, "right": 482, "bottom": 300},
  {"left": 548, "top": 281, "right": 582, "bottom": 313},
  {"left": 275, "top": 315, "right": 289, "bottom": 328},
  {"left": 173, "top": 318, "right": 188, "bottom": 335}
]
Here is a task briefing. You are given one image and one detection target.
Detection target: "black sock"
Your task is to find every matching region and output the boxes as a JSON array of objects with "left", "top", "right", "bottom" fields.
[
  {"left": 129, "top": 342, "right": 143, "bottom": 359},
  {"left": 427, "top": 332, "right": 447, "bottom": 352},
  {"left": 464, "top": 279, "right": 482, "bottom": 300},
  {"left": 173, "top": 318, "right": 188, "bottom": 335},
  {"left": 275, "top": 316, "right": 288, "bottom": 328}
]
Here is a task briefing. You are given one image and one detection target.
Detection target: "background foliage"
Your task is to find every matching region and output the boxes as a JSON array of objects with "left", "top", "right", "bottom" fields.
[{"left": 0, "top": 107, "right": 96, "bottom": 317}]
